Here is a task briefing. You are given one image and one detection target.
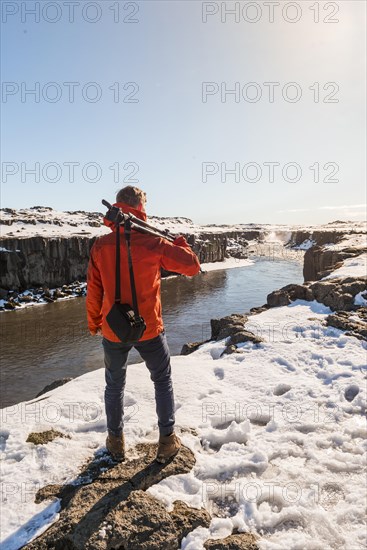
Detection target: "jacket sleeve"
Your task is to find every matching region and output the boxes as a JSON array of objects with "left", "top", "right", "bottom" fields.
[
  {"left": 86, "top": 242, "right": 103, "bottom": 333},
  {"left": 159, "top": 238, "right": 201, "bottom": 276}
]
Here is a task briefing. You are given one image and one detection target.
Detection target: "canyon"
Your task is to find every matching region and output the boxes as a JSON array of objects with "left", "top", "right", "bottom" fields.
[{"left": 0, "top": 207, "right": 366, "bottom": 294}]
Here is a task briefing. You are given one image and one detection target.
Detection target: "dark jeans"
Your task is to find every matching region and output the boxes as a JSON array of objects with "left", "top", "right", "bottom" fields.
[{"left": 102, "top": 330, "right": 175, "bottom": 437}]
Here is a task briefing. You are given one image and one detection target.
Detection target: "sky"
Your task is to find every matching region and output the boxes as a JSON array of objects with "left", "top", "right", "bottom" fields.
[{"left": 1, "top": 0, "right": 366, "bottom": 225}]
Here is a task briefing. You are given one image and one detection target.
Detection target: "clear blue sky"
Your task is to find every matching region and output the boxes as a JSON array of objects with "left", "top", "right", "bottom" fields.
[{"left": 1, "top": 0, "right": 366, "bottom": 224}]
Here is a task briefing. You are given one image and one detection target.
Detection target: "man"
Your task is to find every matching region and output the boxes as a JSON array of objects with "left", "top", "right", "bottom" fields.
[{"left": 86, "top": 186, "right": 201, "bottom": 463}]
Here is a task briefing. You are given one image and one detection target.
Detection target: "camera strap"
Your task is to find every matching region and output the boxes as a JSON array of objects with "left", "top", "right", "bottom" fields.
[{"left": 114, "top": 218, "right": 140, "bottom": 317}]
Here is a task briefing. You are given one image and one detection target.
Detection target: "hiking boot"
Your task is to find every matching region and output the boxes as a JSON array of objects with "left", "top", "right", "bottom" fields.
[
  {"left": 106, "top": 432, "right": 125, "bottom": 461},
  {"left": 156, "top": 432, "right": 181, "bottom": 463}
]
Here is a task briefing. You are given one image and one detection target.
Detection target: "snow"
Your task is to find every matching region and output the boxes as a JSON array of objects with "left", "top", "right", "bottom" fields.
[
  {"left": 323, "top": 232, "right": 367, "bottom": 252},
  {"left": 1, "top": 299, "right": 366, "bottom": 550},
  {"left": 322, "top": 253, "right": 367, "bottom": 280},
  {"left": 201, "top": 258, "right": 255, "bottom": 271},
  {"left": 1, "top": 206, "right": 366, "bottom": 240},
  {"left": 355, "top": 291, "right": 367, "bottom": 306},
  {"left": 0, "top": 284, "right": 87, "bottom": 312},
  {"left": 1, "top": 214, "right": 366, "bottom": 549},
  {"left": 293, "top": 239, "right": 316, "bottom": 250}
]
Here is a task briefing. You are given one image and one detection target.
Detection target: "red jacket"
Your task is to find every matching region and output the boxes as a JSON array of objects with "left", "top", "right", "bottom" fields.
[{"left": 86, "top": 202, "right": 201, "bottom": 342}]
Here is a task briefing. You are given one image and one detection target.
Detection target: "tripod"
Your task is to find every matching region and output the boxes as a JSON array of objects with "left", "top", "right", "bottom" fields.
[{"left": 102, "top": 199, "right": 178, "bottom": 243}]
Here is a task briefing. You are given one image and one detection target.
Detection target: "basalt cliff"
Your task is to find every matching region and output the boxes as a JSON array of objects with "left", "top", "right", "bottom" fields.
[{"left": 0, "top": 207, "right": 365, "bottom": 297}]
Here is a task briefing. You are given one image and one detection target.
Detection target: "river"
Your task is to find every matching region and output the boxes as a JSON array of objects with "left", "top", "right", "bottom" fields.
[{"left": 0, "top": 257, "right": 303, "bottom": 408}]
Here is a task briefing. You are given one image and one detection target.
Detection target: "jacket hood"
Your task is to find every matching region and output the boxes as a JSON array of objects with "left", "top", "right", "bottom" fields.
[{"left": 103, "top": 201, "right": 147, "bottom": 231}]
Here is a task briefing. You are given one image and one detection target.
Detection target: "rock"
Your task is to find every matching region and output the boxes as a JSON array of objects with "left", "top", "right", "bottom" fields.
[
  {"left": 100, "top": 493, "right": 210, "bottom": 550},
  {"left": 36, "top": 377, "right": 73, "bottom": 397},
  {"left": 211, "top": 314, "right": 248, "bottom": 340},
  {"left": 326, "top": 309, "right": 367, "bottom": 341},
  {"left": 106, "top": 490, "right": 180, "bottom": 550},
  {"left": 0, "top": 235, "right": 93, "bottom": 290},
  {"left": 26, "top": 429, "right": 70, "bottom": 445},
  {"left": 309, "top": 281, "right": 337, "bottom": 303},
  {"left": 220, "top": 345, "right": 238, "bottom": 356},
  {"left": 340, "top": 280, "right": 367, "bottom": 296},
  {"left": 229, "top": 331, "right": 263, "bottom": 345},
  {"left": 264, "top": 277, "right": 365, "bottom": 313},
  {"left": 170, "top": 500, "right": 211, "bottom": 539},
  {"left": 310, "top": 280, "right": 358, "bottom": 311},
  {"left": 181, "top": 341, "right": 205, "bottom": 355},
  {"left": 249, "top": 305, "right": 269, "bottom": 315},
  {"left": 183, "top": 314, "right": 262, "bottom": 358},
  {"left": 204, "top": 532, "right": 259, "bottom": 549},
  {"left": 266, "top": 289, "right": 291, "bottom": 307},
  {"left": 0, "top": 229, "right": 229, "bottom": 291},
  {"left": 24, "top": 443, "right": 206, "bottom": 550},
  {"left": 304, "top": 244, "right": 367, "bottom": 281},
  {"left": 279, "top": 283, "right": 314, "bottom": 302},
  {"left": 19, "top": 294, "right": 34, "bottom": 303},
  {"left": 53, "top": 288, "right": 67, "bottom": 299}
]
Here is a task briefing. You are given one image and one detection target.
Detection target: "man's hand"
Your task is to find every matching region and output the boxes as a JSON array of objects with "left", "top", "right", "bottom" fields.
[{"left": 90, "top": 327, "right": 102, "bottom": 336}]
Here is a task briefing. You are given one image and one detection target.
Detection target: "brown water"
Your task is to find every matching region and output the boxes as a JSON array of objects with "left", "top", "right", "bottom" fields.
[{"left": 0, "top": 258, "right": 303, "bottom": 408}]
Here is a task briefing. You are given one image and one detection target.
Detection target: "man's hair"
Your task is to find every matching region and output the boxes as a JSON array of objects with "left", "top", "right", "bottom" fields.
[{"left": 116, "top": 186, "right": 146, "bottom": 208}]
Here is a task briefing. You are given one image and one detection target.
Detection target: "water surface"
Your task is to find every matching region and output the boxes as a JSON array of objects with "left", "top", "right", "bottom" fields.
[{"left": 0, "top": 258, "right": 303, "bottom": 407}]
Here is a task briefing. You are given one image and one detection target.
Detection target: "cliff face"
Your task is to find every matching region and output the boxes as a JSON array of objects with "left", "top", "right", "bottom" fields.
[
  {"left": 0, "top": 237, "right": 94, "bottom": 290},
  {"left": 188, "top": 233, "right": 227, "bottom": 263},
  {"left": 1, "top": 209, "right": 365, "bottom": 291},
  {"left": 289, "top": 229, "right": 365, "bottom": 282},
  {"left": 0, "top": 233, "right": 228, "bottom": 291},
  {"left": 303, "top": 245, "right": 367, "bottom": 281},
  {"left": 288, "top": 230, "right": 346, "bottom": 247}
]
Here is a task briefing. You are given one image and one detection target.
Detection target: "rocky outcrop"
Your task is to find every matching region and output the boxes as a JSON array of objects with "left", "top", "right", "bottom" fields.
[
  {"left": 0, "top": 236, "right": 94, "bottom": 290},
  {"left": 266, "top": 277, "right": 366, "bottom": 314},
  {"left": 1, "top": 206, "right": 365, "bottom": 292},
  {"left": 267, "top": 283, "right": 313, "bottom": 307},
  {"left": 0, "top": 232, "right": 227, "bottom": 291},
  {"left": 190, "top": 232, "right": 227, "bottom": 263},
  {"left": 181, "top": 313, "right": 263, "bottom": 356},
  {"left": 303, "top": 245, "right": 367, "bottom": 281},
  {"left": 0, "top": 282, "right": 86, "bottom": 310},
  {"left": 25, "top": 442, "right": 211, "bottom": 550},
  {"left": 289, "top": 229, "right": 346, "bottom": 248},
  {"left": 204, "top": 533, "right": 259, "bottom": 550},
  {"left": 326, "top": 308, "right": 367, "bottom": 341},
  {"left": 26, "top": 429, "right": 70, "bottom": 445},
  {"left": 181, "top": 341, "right": 205, "bottom": 355},
  {"left": 182, "top": 277, "right": 366, "bottom": 353}
]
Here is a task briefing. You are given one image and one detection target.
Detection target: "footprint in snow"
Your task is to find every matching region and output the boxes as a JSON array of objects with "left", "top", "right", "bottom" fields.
[
  {"left": 198, "top": 389, "right": 222, "bottom": 400},
  {"left": 0, "top": 430, "right": 10, "bottom": 452},
  {"left": 294, "top": 424, "right": 317, "bottom": 434},
  {"left": 214, "top": 367, "right": 225, "bottom": 380},
  {"left": 272, "top": 357, "right": 296, "bottom": 372},
  {"left": 273, "top": 383, "right": 291, "bottom": 396},
  {"left": 344, "top": 384, "right": 359, "bottom": 402}
]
